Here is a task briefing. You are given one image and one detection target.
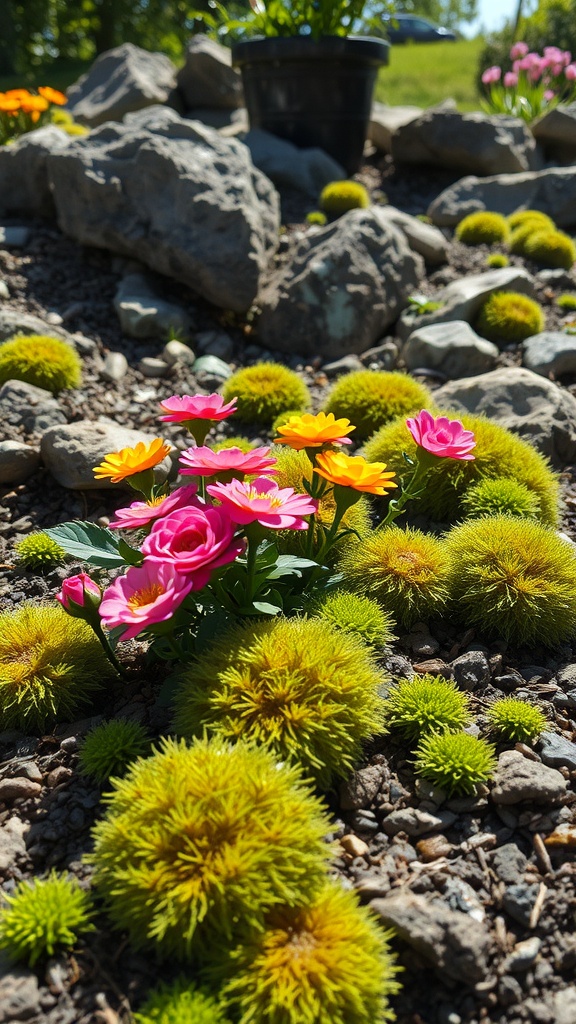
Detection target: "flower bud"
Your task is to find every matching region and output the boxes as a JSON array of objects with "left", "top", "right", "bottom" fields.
[{"left": 56, "top": 574, "right": 102, "bottom": 618}]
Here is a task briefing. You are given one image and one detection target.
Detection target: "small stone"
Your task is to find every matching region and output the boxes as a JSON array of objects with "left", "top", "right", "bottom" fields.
[
  {"left": 18, "top": 762, "right": 42, "bottom": 783},
  {"left": 0, "top": 816, "right": 29, "bottom": 872},
  {"left": 502, "top": 936, "right": 542, "bottom": 973},
  {"left": 491, "top": 842, "right": 528, "bottom": 884},
  {"left": 416, "top": 834, "right": 454, "bottom": 861},
  {"left": 414, "top": 777, "right": 448, "bottom": 806},
  {"left": 538, "top": 730, "right": 576, "bottom": 770},
  {"left": 340, "top": 834, "right": 370, "bottom": 858},
  {"left": 0, "top": 777, "right": 42, "bottom": 802},
  {"left": 193, "top": 354, "right": 232, "bottom": 384},
  {"left": 450, "top": 650, "right": 491, "bottom": 691},
  {"left": 502, "top": 882, "right": 540, "bottom": 928},
  {"left": 0, "top": 225, "right": 31, "bottom": 247},
  {"left": 544, "top": 824, "right": 576, "bottom": 847},
  {"left": 412, "top": 658, "right": 450, "bottom": 676},
  {"left": 491, "top": 749, "right": 567, "bottom": 805},
  {"left": 0, "top": 970, "right": 40, "bottom": 1023},
  {"left": 498, "top": 975, "right": 523, "bottom": 1004},
  {"left": 101, "top": 351, "right": 128, "bottom": 382},
  {"left": 196, "top": 330, "right": 234, "bottom": 361},
  {"left": 138, "top": 356, "right": 170, "bottom": 377},
  {"left": 162, "top": 339, "right": 195, "bottom": 366},
  {"left": 382, "top": 807, "right": 456, "bottom": 838},
  {"left": 0, "top": 280, "right": 8, "bottom": 299},
  {"left": 339, "top": 764, "right": 385, "bottom": 811},
  {"left": 322, "top": 354, "right": 364, "bottom": 378},
  {"left": 0, "top": 440, "right": 40, "bottom": 484},
  {"left": 46, "top": 766, "right": 72, "bottom": 788}
]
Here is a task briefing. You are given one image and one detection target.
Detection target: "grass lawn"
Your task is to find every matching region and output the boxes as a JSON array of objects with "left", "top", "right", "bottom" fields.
[{"left": 375, "top": 37, "right": 485, "bottom": 111}]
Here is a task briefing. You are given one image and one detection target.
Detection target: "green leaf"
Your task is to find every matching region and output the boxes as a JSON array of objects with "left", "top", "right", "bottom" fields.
[
  {"left": 117, "top": 538, "right": 144, "bottom": 566},
  {"left": 252, "top": 601, "right": 282, "bottom": 616},
  {"left": 44, "top": 521, "right": 125, "bottom": 567}
]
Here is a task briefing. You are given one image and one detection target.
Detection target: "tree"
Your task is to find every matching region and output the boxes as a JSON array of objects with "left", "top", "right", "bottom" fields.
[{"left": 394, "top": 0, "right": 478, "bottom": 29}]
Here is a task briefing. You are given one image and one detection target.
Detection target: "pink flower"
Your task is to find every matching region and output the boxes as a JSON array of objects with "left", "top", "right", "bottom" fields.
[
  {"left": 544, "top": 89, "right": 556, "bottom": 101},
  {"left": 406, "top": 410, "right": 476, "bottom": 461},
  {"left": 482, "top": 65, "right": 502, "bottom": 85},
  {"left": 158, "top": 394, "right": 237, "bottom": 424},
  {"left": 179, "top": 445, "right": 277, "bottom": 479},
  {"left": 56, "top": 573, "right": 102, "bottom": 614},
  {"left": 99, "top": 562, "right": 194, "bottom": 640},
  {"left": 141, "top": 505, "right": 244, "bottom": 586},
  {"left": 518, "top": 53, "right": 544, "bottom": 81},
  {"left": 108, "top": 484, "right": 198, "bottom": 530},
  {"left": 510, "top": 41, "right": 529, "bottom": 60},
  {"left": 504, "top": 71, "right": 519, "bottom": 88},
  {"left": 565, "top": 63, "right": 576, "bottom": 80},
  {"left": 206, "top": 476, "right": 318, "bottom": 531}
]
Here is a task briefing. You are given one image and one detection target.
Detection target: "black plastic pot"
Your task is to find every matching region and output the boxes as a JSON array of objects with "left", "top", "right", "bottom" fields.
[{"left": 232, "top": 35, "right": 389, "bottom": 175}]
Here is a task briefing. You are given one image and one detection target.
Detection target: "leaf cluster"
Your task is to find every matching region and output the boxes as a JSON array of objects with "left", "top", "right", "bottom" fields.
[
  {"left": 0, "top": 871, "right": 93, "bottom": 966},
  {"left": 79, "top": 719, "right": 152, "bottom": 785}
]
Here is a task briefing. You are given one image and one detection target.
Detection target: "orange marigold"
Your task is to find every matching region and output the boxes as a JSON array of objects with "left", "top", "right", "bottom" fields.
[
  {"left": 38, "top": 86, "right": 67, "bottom": 105},
  {"left": 18, "top": 95, "right": 49, "bottom": 114},
  {"left": 93, "top": 438, "right": 171, "bottom": 484},
  {"left": 315, "top": 451, "right": 397, "bottom": 495},
  {"left": 274, "top": 411, "right": 355, "bottom": 450}
]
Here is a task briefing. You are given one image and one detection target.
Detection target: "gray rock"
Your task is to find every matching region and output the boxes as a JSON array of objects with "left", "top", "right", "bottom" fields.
[
  {"left": 0, "top": 440, "right": 40, "bottom": 484},
  {"left": 0, "top": 226, "right": 30, "bottom": 248},
  {"left": 0, "top": 816, "right": 29, "bottom": 872},
  {"left": 392, "top": 106, "right": 540, "bottom": 176},
  {"left": 368, "top": 102, "right": 422, "bottom": 154},
  {"left": 371, "top": 891, "right": 491, "bottom": 984},
  {"left": 322, "top": 354, "right": 364, "bottom": 378},
  {"left": 403, "top": 320, "right": 498, "bottom": 379},
  {"left": 0, "top": 307, "right": 84, "bottom": 346},
  {"left": 433, "top": 366, "right": 576, "bottom": 468},
  {"left": 47, "top": 109, "right": 280, "bottom": 313},
  {"left": 502, "top": 936, "right": 541, "bottom": 973},
  {"left": 66, "top": 42, "right": 178, "bottom": 127},
  {"left": 40, "top": 421, "right": 172, "bottom": 489},
  {"left": 0, "top": 380, "right": 66, "bottom": 434},
  {"left": 339, "top": 764, "right": 385, "bottom": 810},
  {"left": 538, "top": 268, "right": 576, "bottom": 288},
  {"left": 258, "top": 208, "right": 423, "bottom": 359},
  {"left": 531, "top": 104, "right": 576, "bottom": 164},
  {"left": 114, "top": 273, "right": 192, "bottom": 340},
  {"left": 193, "top": 354, "right": 232, "bottom": 385},
  {"left": 243, "top": 129, "right": 345, "bottom": 197},
  {"left": 138, "top": 356, "right": 170, "bottom": 377},
  {"left": 0, "top": 280, "right": 8, "bottom": 300},
  {"left": 550, "top": 987, "right": 576, "bottom": 1024},
  {"left": 522, "top": 332, "right": 576, "bottom": 378},
  {"left": 0, "top": 970, "right": 40, "bottom": 1023},
  {"left": 101, "top": 351, "right": 128, "bottom": 382},
  {"left": 492, "top": 842, "right": 527, "bottom": 884},
  {"left": 375, "top": 205, "right": 450, "bottom": 265},
  {"left": 428, "top": 166, "right": 576, "bottom": 229},
  {"left": 0, "top": 126, "right": 71, "bottom": 219},
  {"left": 491, "top": 749, "right": 567, "bottom": 804},
  {"left": 177, "top": 34, "right": 243, "bottom": 110},
  {"left": 0, "top": 777, "right": 42, "bottom": 802},
  {"left": 381, "top": 807, "right": 456, "bottom": 837},
  {"left": 396, "top": 267, "right": 536, "bottom": 342},
  {"left": 502, "top": 883, "right": 540, "bottom": 928},
  {"left": 450, "top": 650, "right": 491, "bottom": 691},
  {"left": 162, "top": 339, "right": 195, "bottom": 367},
  {"left": 196, "top": 330, "right": 234, "bottom": 361},
  {"left": 538, "top": 730, "right": 576, "bottom": 770}
]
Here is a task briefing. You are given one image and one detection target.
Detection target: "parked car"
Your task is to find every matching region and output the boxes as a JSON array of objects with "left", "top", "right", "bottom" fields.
[{"left": 382, "top": 13, "right": 457, "bottom": 43}]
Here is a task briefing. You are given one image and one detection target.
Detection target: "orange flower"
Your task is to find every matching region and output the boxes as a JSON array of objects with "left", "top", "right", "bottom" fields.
[
  {"left": 274, "top": 411, "right": 355, "bottom": 450},
  {"left": 93, "top": 438, "right": 171, "bottom": 484},
  {"left": 0, "top": 96, "right": 21, "bottom": 113},
  {"left": 38, "top": 86, "right": 67, "bottom": 106},
  {"left": 314, "top": 451, "right": 397, "bottom": 495},
  {"left": 18, "top": 95, "right": 49, "bottom": 114},
  {"left": 4, "top": 89, "right": 33, "bottom": 100}
]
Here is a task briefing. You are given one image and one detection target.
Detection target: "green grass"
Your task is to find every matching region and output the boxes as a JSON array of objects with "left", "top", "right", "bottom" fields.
[
  {"left": 375, "top": 37, "right": 484, "bottom": 111},
  {"left": 0, "top": 60, "right": 91, "bottom": 94}
]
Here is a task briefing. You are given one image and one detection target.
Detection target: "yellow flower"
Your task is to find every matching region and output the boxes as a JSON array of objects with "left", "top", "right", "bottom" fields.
[
  {"left": 274, "top": 411, "right": 355, "bottom": 450},
  {"left": 314, "top": 451, "right": 397, "bottom": 495},
  {"left": 93, "top": 438, "right": 171, "bottom": 484}
]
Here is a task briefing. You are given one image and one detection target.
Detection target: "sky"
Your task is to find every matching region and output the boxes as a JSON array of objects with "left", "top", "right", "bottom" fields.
[{"left": 465, "top": 0, "right": 519, "bottom": 36}]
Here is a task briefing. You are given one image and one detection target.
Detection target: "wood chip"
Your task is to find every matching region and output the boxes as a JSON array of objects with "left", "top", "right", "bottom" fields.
[{"left": 533, "top": 833, "right": 553, "bottom": 874}]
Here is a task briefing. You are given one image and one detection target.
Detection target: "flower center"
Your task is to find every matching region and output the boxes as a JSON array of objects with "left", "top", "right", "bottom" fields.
[
  {"left": 146, "top": 495, "right": 166, "bottom": 508},
  {"left": 128, "top": 583, "right": 164, "bottom": 609},
  {"left": 247, "top": 487, "right": 282, "bottom": 508}
]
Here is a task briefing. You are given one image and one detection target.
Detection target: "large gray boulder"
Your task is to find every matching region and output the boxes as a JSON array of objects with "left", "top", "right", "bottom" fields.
[
  {"left": 428, "top": 166, "right": 576, "bottom": 228},
  {"left": 176, "top": 34, "right": 243, "bottom": 110},
  {"left": 0, "top": 126, "right": 71, "bottom": 219},
  {"left": 402, "top": 320, "right": 499, "bottom": 378},
  {"left": 257, "top": 209, "right": 423, "bottom": 359},
  {"left": 391, "top": 106, "right": 541, "bottom": 176},
  {"left": 47, "top": 108, "right": 280, "bottom": 312},
  {"left": 531, "top": 104, "right": 576, "bottom": 165},
  {"left": 434, "top": 366, "right": 576, "bottom": 467},
  {"left": 66, "top": 43, "right": 178, "bottom": 127}
]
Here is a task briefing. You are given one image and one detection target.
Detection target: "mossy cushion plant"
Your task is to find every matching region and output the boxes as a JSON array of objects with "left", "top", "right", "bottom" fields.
[
  {"left": 414, "top": 732, "right": 497, "bottom": 796},
  {"left": 90, "top": 737, "right": 331, "bottom": 959},
  {"left": 306, "top": 210, "right": 328, "bottom": 227},
  {"left": 363, "top": 413, "right": 559, "bottom": 527},
  {"left": 221, "top": 363, "right": 310, "bottom": 426},
  {"left": 79, "top": 719, "right": 152, "bottom": 785},
  {"left": 15, "top": 531, "right": 66, "bottom": 571},
  {"left": 445, "top": 515, "right": 576, "bottom": 647},
  {"left": 474, "top": 291, "right": 545, "bottom": 345},
  {"left": 319, "top": 180, "right": 370, "bottom": 217},
  {"left": 219, "top": 883, "right": 399, "bottom": 1024},
  {"left": 271, "top": 408, "right": 308, "bottom": 435},
  {"left": 0, "top": 334, "right": 82, "bottom": 393},
  {"left": 455, "top": 211, "right": 510, "bottom": 246},
  {"left": 487, "top": 698, "right": 547, "bottom": 744},
  {"left": 460, "top": 476, "right": 541, "bottom": 520},
  {"left": 338, "top": 526, "right": 451, "bottom": 628},
  {"left": 383, "top": 675, "right": 472, "bottom": 742},
  {"left": 557, "top": 293, "right": 576, "bottom": 312},
  {"left": 212, "top": 436, "right": 255, "bottom": 454},
  {"left": 135, "top": 980, "right": 231, "bottom": 1024},
  {"left": 309, "top": 590, "right": 396, "bottom": 648},
  {"left": 173, "top": 617, "right": 386, "bottom": 789},
  {"left": 0, "top": 871, "right": 93, "bottom": 966},
  {"left": 0, "top": 603, "right": 113, "bottom": 731},
  {"left": 523, "top": 229, "right": 576, "bottom": 271},
  {"left": 485, "top": 253, "right": 509, "bottom": 269},
  {"left": 507, "top": 210, "right": 555, "bottom": 232},
  {"left": 323, "top": 370, "right": 432, "bottom": 441}
]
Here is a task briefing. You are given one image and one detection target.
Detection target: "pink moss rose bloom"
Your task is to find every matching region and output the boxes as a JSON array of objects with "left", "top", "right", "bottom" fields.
[
  {"left": 482, "top": 65, "right": 501, "bottom": 85},
  {"left": 179, "top": 445, "right": 277, "bottom": 478},
  {"left": 141, "top": 505, "right": 244, "bottom": 586},
  {"left": 406, "top": 410, "right": 476, "bottom": 461},
  {"left": 56, "top": 573, "right": 102, "bottom": 613},
  {"left": 108, "top": 484, "right": 198, "bottom": 530},
  {"left": 510, "top": 41, "right": 529, "bottom": 60},
  {"left": 158, "top": 394, "right": 237, "bottom": 424},
  {"left": 99, "top": 562, "right": 193, "bottom": 640},
  {"left": 504, "top": 71, "right": 519, "bottom": 88},
  {"left": 206, "top": 476, "right": 318, "bottom": 531}
]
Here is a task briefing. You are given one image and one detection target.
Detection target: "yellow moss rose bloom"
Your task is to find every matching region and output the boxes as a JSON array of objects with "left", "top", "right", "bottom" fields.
[
  {"left": 315, "top": 451, "right": 397, "bottom": 495},
  {"left": 93, "top": 438, "right": 171, "bottom": 483},
  {"left": 274, "top": 411, "right": 355, "bottom": 450}
]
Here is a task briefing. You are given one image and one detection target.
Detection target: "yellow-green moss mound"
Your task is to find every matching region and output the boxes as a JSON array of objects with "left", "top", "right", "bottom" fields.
[{"left": 323, "top": 370, "right": 432, "bottom": 441}]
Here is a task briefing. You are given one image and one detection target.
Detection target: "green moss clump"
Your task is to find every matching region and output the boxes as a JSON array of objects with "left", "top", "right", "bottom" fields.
[
  {"left": 0, "top": 334, "right": 82, "bottom": 393},
  {"left": 0, "top": 871, "right": 93, "bottom": 966},
  {"left": 383, "top": 675, "right": 472, "bottom": 742},
  {"left": 15, "top": 532, "right": 66, "bottom": 571},
  {"left": 135, "top": 980, "right": 231, "bottom": 1024},
  {"left": 474, "top": 291, "right": 545, "bottom": 345},
  {"left": 523, "top": 229, "right": 576, "bottom": 270},
  {"left": 461, "top": 476, "right": 541, "bottom": 520},
  {"left": 173, "top": 617, "right": 386, "bottom": 789},
  {"left": 556, "top": 293, "right": 576, "bottom": 312},
  {"left": 319, "top": 181, "right": 370, "bottom": 216},
  {"left": 455, "top": 212, "right": 510, "bottom": 246},
  {"left": 310, "top": 590, "right": 396, "bottom": 648},
  {"left": 338, "top": 526, "right": 451, "bottom": 628},
  {"left": 445, "top": 515, "right": 576, "bottom": 646},
  {"left": 414, "top": 731, "right": 497, "bottom": 796},
  {"left": 220, "top": 883, "right": 400, "bottom": 1024},
  {"left": 212, "top": 436, "right": 255, "bottom": 454},
  {"left": 323, "top": 370, "right": 432, "bottom": 441},
  {"left": 306, "top": 210, "right": 328, "bottom": 226},
  {"left": 487, "top": 698, "right": 546, "bottom": 743},
  {"left": 507, "top": 210, "right": 555, "bottom": 232},
  {"left": 485, "top": 253, "right": 509, "bottom": 269},
  {"left": 91, "top": 737, "right": 331, "bottom": 958},
  {"left": 79, "top": 719, "right": 152, "bottom": 785},
  {"left": 222, "top": 363, "right": 310, "bottom": 426},
  {"left": 363, "top": 413, "right": 559, "bottom": 527},
  {"left": 0, "top": 603, "right": 113, "bottom": 732}
]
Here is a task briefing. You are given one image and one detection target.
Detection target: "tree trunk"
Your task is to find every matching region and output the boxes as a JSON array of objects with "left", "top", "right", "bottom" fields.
[{"left": 93, "top": 0, "right": 118, "bottom": 54}]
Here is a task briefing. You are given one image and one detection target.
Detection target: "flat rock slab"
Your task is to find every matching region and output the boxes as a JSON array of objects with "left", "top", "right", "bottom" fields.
[
  {"left": 40, "top": 421, "right": 172, "bottom": 489},
  {"left": 491, "top": 749, "right": 567, "bottom": 804},
  {"left": 522, "top": 331, "right": 576, "bottom": 377},
  {"left": 66, "top": 42, "right": 178, "bottom": 127},
  {"left": 531, "top": 104, "right": 576, "bottom": 164},
  {"left": 428, "top": 166, "right": 576, "bottom": 228}
]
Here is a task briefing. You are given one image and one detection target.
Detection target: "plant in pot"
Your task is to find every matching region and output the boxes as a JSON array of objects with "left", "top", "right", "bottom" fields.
[{"left": 196, "top": 1, "right": 391, "bottom": 174}]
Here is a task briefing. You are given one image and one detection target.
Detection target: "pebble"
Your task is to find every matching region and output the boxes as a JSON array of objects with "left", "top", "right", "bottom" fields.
[
  {"left": 138, "top": 356, "right": 170, "bottom": 378},
  {"left": 162, "top": 339, "right": 195, "bottom": 367},
  {"left": 45, "top": 766, "right": 72, "bottom": 788},
  {"left": 0, "top": 225, "right": 31, "bottom": 247},
  {"left": 498, "top": 975, "right": 523, "bottom": 1004},
  {"left": 194, "top": 354, "right": 233, "bottom": 386},
  {"left": 450, "top": 650, "right": 491, "bottom": 691},
  {"left": 101, "top": 351, "right": 128, "bottom": 382},
  {"left": 382, "top": 807, "right": 456, "bottom": 838},
  {"left": 412, "top": 657, "right": 449, "bottom": 676},
  {"left": 17, "top": 761, "right": 42, "bottom": 783},
  {"left": 0, "top": 441, "right": 40, "bottom": 485},
  {"left": 502, "top": 936, "right": 542, "bottom": 973},
  {"left": 340, "top": 834, "right": 369, "bottom": 858},
  {"left": 416, "top": 834, "right": 454, "bottom": 861},
  {"left": 196, "top": 329, "right": 234, "bottom": 361},
  {"left": 339, "top": 763, "right": 385, "bottom": 811},
  {"left": 502, "top": 882, "right": 541, "bottom": 928},
  {"left": 0, "top": 816, "right": 29, "bottom": 871},
  {"left": 0, "top": 970, "right": 40, "bottom": 1023},
  {"left": 491, "top": 749, "right": 567, "bottom": 805},
  {"left": 0, "top": 777, "right": 42, "bottom": 802},
  {"left": 538, "top": 730, "right": 576, "bottom": 770},
  {"left": 492, "top": 842, "right": 528, "bottom": 884},
  {"left": 543, "top": 823, "right": 576, "bottom": 847},
  {"left": 322, "top": 354, "right": 363, "bottom": 378}
]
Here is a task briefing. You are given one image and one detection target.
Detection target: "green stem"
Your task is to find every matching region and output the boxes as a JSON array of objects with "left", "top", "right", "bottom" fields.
[
  {"left": 92, "top": 621, "right": 129, "bottom": 679},
  {"left": 379, "top": 459, "right": 431, "bottom": 528}
]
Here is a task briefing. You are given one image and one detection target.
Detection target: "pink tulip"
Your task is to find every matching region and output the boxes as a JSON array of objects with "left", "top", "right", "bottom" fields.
[
  {"left": 99, "top": 562, "right": 194, "bottom": 640},
  {"left": 406, "top": 410, "right": 476, "bottom": 461},
  {"left": 544, "top": 89, "right": 556, "bottom": 101},
  {"left": 510, "top": 41, "right": 529, "bottom": 60},
  {"left": 482, "top": 66, "right": 502, "bottom": 85},
  {"left": 158, "top": 393, "right": 237, "bottom": 424},
  {"left": 56, "top": 573, "right": 102, "bottom": 615},
  {"left": 109, "top": 484, "right": 198, "bottom": 530},
  {"left": 141, "top": 505, "right": 244, "bottom": 587},
  {"left": 565, "top": 64, "right": 576, "bottom": 80},
  {"left": 179, "top": 445, "right": 277, "bottom": 479},
  {"left": 504, "top": 71, "right": 519, "bottom": 88},
  {"left": 206, "top": 476, "right": 318, "bottom": 531}
]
